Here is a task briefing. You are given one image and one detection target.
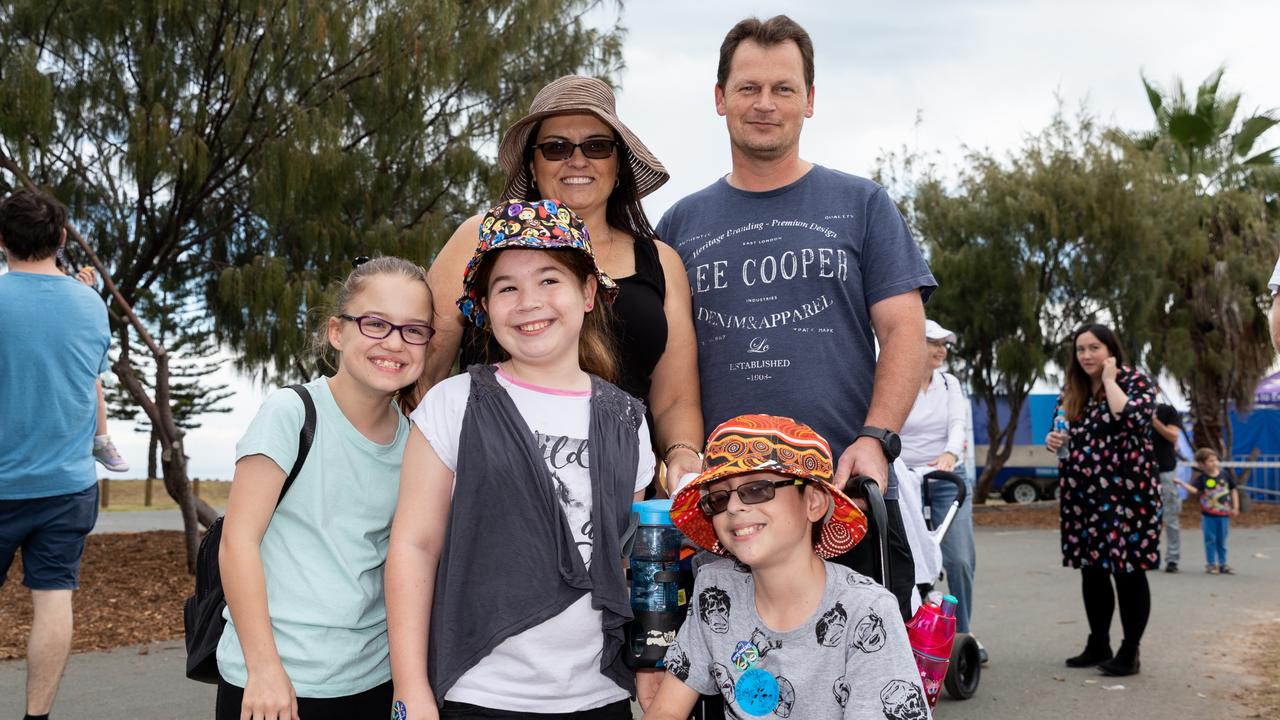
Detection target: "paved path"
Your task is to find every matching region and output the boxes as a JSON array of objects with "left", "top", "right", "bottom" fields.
[
  {"left": 91, "top": 508, "right": 190, "bottom": 534},
  {"left": 4, "top": 524, "right": 1277, "bottom": 719},
  {"left": 936, "top": 524, "right": 1280, "bottom": 720}
]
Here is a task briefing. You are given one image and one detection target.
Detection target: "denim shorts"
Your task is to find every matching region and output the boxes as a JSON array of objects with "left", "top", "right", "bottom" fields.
[{"left": 0, "top": 483, "right": 99, "bottom": 589}]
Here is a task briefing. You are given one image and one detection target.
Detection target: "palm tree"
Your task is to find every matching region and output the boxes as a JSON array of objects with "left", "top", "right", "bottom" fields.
[{"left": 1135, "top": 67, "right": 1278, "bottom": 454}]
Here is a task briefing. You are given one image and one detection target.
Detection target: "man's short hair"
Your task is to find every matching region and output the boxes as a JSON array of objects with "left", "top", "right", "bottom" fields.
[
  {"left": 717, "top": 15, "right": 815, "bottom": 91},
  {"left": 0, "top": 189, "right": 67, "bottom": 262},
  {"left": 1194, "top": 447, "right": 1220, "bottom": 465}
]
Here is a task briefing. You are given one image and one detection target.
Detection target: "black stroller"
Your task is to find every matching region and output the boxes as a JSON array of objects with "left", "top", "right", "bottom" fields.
[{"left": 849, "top": 472, "right": 982, "bottom": 704}]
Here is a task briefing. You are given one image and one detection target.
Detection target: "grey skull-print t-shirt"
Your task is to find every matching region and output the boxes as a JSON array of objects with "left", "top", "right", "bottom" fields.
[{"left": 665, "top": 559, "right": 930, "bottom": 719}]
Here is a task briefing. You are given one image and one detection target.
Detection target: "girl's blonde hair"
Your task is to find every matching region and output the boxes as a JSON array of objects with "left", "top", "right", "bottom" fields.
[
  {"left": 313, "top": 256, "right": 433, "bottom": 414},
  {"left": 469, "top": 248, "right": 618, "bottom": 383}
]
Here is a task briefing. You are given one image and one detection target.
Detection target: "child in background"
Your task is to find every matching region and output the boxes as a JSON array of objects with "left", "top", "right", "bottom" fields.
[
  {"left": 386, "top": 199, "right": 655, "bottom": 720},
  {"left": 1183, "top": 448, "right": 1240, "bottom": 575},
  {"left": 217, "top": 257, "right": 433, "bottom": 720},
  {"left": 645, "top": 414, "right": 929, "bottom": 720},
  {"left": 69, "top": 266, "right": 128, "bottom": 472}
]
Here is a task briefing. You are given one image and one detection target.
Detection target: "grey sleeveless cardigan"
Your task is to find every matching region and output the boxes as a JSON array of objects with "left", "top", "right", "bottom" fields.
[{"left": 428, "top": 364, "right": 644, "bottom": 704}]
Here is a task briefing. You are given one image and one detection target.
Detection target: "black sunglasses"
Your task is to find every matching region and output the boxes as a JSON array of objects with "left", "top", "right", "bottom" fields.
[
  {"left": 340, "top": 314, "right": 435, "bottom": 345},
  {"left": 699, "top": 478, "right": 807, "bottom": 516},
  {"left": 532, "top": 138, "right": 618, "bottom": 161}
]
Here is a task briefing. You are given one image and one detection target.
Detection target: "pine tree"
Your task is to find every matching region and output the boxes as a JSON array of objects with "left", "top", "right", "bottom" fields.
[
  {"left": 104, "top": 287, "right": 234, "bottom": 476},
  {"left": 0, "top": 0, "right": 623, "bottom": 568}
]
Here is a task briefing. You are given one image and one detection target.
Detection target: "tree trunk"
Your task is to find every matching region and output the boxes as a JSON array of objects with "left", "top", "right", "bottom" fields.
[
  {"left": 148, "top": 429, "right": 158, "bottom": 479},
  {"left": 972, "top": 392, "right": 1030, "bottom": 504},
  {"left": 145, "top": 429, "right": 158, "bottom": 506},
  {"left": 1188, "top": 391, "right": 1226, "bottom": 457},
  {"left": 111, "top": 339, "right": 217, "bottom": 572}
]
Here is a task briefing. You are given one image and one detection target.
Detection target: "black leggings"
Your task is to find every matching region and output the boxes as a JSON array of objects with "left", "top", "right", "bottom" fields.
[
  {"left": 215, "top": 679, "right": 392, "bottom": 720},
  {"left": 1080, "top": 566, "right": 1150, "bottom": 645},
  {"left": 439, "top": 699, "right": 632, "bottom": 719}
]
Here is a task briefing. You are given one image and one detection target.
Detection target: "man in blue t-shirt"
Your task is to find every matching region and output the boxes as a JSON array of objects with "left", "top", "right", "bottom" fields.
[
  {"left": 655, "top": 16, "right": 936, "bottom": 622},
  {"left": 0, "top": 189, "right": 110, "bottom": 720}
]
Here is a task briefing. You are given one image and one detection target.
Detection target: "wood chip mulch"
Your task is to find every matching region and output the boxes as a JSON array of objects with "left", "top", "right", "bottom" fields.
[
  {"left": 973, "top": 499, "right": 1280, "bottom": 529},
  {"left": 0, "top": 531, "right": 190, "bottom": 660}
]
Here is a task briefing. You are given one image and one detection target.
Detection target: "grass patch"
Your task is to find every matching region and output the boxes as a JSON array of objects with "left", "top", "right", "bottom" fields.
[{"left": 97, "top": 478, "right": 230, "bottom": 512}]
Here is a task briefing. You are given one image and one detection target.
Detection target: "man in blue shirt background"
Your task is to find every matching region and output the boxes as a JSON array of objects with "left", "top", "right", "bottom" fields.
[{"left": 0, "top": 188, "right": 110, "bottom": 720}]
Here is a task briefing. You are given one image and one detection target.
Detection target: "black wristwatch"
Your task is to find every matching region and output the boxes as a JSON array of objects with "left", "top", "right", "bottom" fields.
[{"left": 856, "top": 426, "right": 902, "bottom": 462}]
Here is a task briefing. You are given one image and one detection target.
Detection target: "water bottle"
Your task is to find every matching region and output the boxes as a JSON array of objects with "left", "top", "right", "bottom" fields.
[
  {"left": 629, "top": 500, "right": 683, "bottom": 666},
  {"left": 1053, "top": 409, "right": 1070, "bottom": 460},
  {"left": 906, "top": 594, "right": 958, "bottom": 710}
]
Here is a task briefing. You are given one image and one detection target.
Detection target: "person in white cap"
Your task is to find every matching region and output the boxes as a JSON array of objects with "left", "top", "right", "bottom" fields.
[
  {"left": 1269, "top": 255, "right": 1279, "bottom": 353},
  {"left": 898, "top": 318, "right": 986, "bottom": 662}
]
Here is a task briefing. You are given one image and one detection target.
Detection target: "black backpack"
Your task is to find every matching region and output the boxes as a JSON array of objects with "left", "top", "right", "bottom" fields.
[{"left": 183, "top": 384, "right": 316, "bottom": 683}]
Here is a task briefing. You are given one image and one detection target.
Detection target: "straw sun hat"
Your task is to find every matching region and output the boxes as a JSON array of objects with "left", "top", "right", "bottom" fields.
[{"left": 498, "top": 75, "right": 669, "bottom": 201}]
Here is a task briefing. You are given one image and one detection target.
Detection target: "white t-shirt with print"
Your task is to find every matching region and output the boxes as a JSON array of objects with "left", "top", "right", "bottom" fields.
[{"left": 410, "top": 367, "right": 654, "bottom": 712}]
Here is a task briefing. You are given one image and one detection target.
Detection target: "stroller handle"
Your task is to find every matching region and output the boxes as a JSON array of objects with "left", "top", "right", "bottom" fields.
[
  {"left": 921, "top": 469, "right": 968, "bottom": 541},
  {"left": 923, "top": 469, "right": 967, "bottom": 507},
  {"left": 844, "top": 475, "right": 893, "bottom": 592}
]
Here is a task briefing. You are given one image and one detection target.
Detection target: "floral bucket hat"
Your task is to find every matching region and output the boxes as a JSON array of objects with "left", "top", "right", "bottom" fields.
[
  {"left": 671, "top": 414, "right": 868, "bottom": 559},
  {"left": 457, "top": 198, "right": 618, "bottom": 329}
]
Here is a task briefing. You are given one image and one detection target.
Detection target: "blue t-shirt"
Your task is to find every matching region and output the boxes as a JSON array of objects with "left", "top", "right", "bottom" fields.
[
  {"left": 217, "top": 377, "right": 408, "bottom": 697},
  {"left": 0, "top": 271, "right": 110, "bottom": 500},
  {"left": 655, "top": 166, "right": 936, "bottom": 452}
]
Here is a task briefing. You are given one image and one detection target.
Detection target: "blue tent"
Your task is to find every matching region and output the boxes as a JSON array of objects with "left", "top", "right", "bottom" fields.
[
  {"left": 1225, "top": 371, "right": 1280, "bottom": 502},
  {"left": 1230, "top": 370, "right": 1280, "bottom": 457}
]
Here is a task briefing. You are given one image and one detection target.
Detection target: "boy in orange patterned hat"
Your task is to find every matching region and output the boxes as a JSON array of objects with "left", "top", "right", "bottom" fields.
[{"left": 643, "top": 414, "right": 930, "bottom": 720}]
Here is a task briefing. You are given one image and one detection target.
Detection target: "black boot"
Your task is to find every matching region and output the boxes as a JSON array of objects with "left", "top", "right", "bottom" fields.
[
  {"left": 1098, "top": 641, "right": 1140, "bottom": 676},
  {"left": 1065, "top": 634, "right": 1113, "bottom": 667}
]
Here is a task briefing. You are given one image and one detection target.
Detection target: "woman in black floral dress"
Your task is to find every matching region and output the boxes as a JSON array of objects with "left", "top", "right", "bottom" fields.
[{"left": 1046, "top": 323, "right": 1160, "bottom": 678}]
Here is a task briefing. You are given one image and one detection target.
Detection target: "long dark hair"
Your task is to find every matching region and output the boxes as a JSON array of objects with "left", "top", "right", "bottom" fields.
[
  {"left": 522, "top": 119, "right": 659, "bottom": 243},
  {"left": 1062, "top": 323, "right": 1126, "bottom": 421},
  {"left": 469, "top": 248, "right": 619, "bottom": 383}
]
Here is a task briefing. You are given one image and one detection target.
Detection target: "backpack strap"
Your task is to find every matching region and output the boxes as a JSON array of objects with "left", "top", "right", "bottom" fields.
[{"left": 276, "top": 384, "right": 317, "bottom": 508}]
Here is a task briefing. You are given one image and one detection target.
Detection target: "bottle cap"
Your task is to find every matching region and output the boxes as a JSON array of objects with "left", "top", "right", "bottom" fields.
[
  {"left": 633, "top": 499, "right": 674, "bottom": 526},
  {"left": 941, "top": 594, "right": 959, "bottom": 617}
]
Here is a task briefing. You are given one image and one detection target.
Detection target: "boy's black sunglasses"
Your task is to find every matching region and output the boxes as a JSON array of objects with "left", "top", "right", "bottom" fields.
[
  {"left": 532, "top": 138, "right": 618, "bottom": 161},
  {"left": 699, "top": 478, "right": 807, "bottom": 516}
]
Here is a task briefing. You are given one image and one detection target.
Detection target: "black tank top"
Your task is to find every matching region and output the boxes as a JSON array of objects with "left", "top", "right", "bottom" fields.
[{"left": 458, "top": 236, "right": 668, "bottom": 405}]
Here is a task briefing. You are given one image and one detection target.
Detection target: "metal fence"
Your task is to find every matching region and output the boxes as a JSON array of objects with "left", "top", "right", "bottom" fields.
[{"left": 1224, "top": 454, "right": 1280, "bottom": 504}]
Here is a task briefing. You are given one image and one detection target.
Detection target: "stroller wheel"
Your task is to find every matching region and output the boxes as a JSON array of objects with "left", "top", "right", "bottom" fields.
[{"left": 945, "top": 634, "right": 981, "bottom": 700}]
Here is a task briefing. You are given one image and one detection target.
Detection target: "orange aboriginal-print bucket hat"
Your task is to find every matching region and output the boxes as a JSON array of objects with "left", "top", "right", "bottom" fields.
[{"left": 670, "top": 414, "right": 867, "bottom": 559}]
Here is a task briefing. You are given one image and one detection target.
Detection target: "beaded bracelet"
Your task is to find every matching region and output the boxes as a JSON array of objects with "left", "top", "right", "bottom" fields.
[{"left": 663, "top": 442, "right": 701, "bottom": 461}]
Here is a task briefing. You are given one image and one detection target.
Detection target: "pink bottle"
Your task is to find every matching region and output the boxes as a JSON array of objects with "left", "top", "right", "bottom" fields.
[{"left": 906, "top": 594, "right": 957, "bottom": 709}]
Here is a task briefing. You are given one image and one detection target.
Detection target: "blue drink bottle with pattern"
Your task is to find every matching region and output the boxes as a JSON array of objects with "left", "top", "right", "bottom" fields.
[
  {"left": 1054, "top": 408, "right": 1070, "bottom": 459},
  {"left": 629, "top": 500, "right": 682, "bottom": 667},
  {"left": 631, "top": 500, "right": 680, "bottom": 612}
]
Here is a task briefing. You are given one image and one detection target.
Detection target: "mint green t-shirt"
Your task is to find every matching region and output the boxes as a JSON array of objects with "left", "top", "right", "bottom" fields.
[{"left": 216, "top": 377, "right": 408, "bottom": 697}]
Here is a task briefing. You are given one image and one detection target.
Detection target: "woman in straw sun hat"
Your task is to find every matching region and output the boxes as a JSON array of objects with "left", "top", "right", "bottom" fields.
[{"left": 419, "top": 75, "right": 705, "bottom": 486}]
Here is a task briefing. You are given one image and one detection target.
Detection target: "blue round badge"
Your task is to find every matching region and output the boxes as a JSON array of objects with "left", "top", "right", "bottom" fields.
[{"left": 735, "top": 667, "right": 780, "bottom": 716}]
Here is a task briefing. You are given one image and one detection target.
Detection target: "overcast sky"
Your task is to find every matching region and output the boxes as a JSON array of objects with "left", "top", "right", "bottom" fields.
[{"left": 99, "top": 0, "right": 1280, "bottom": 480}]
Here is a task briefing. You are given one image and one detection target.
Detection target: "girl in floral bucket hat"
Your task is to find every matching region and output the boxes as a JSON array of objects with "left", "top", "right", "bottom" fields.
[
  {"left": 386, "top": 197, "right": 655, "bottom": 718},
  {"left": 646, "top": 414, "right": 929, "bottom": 720}
]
